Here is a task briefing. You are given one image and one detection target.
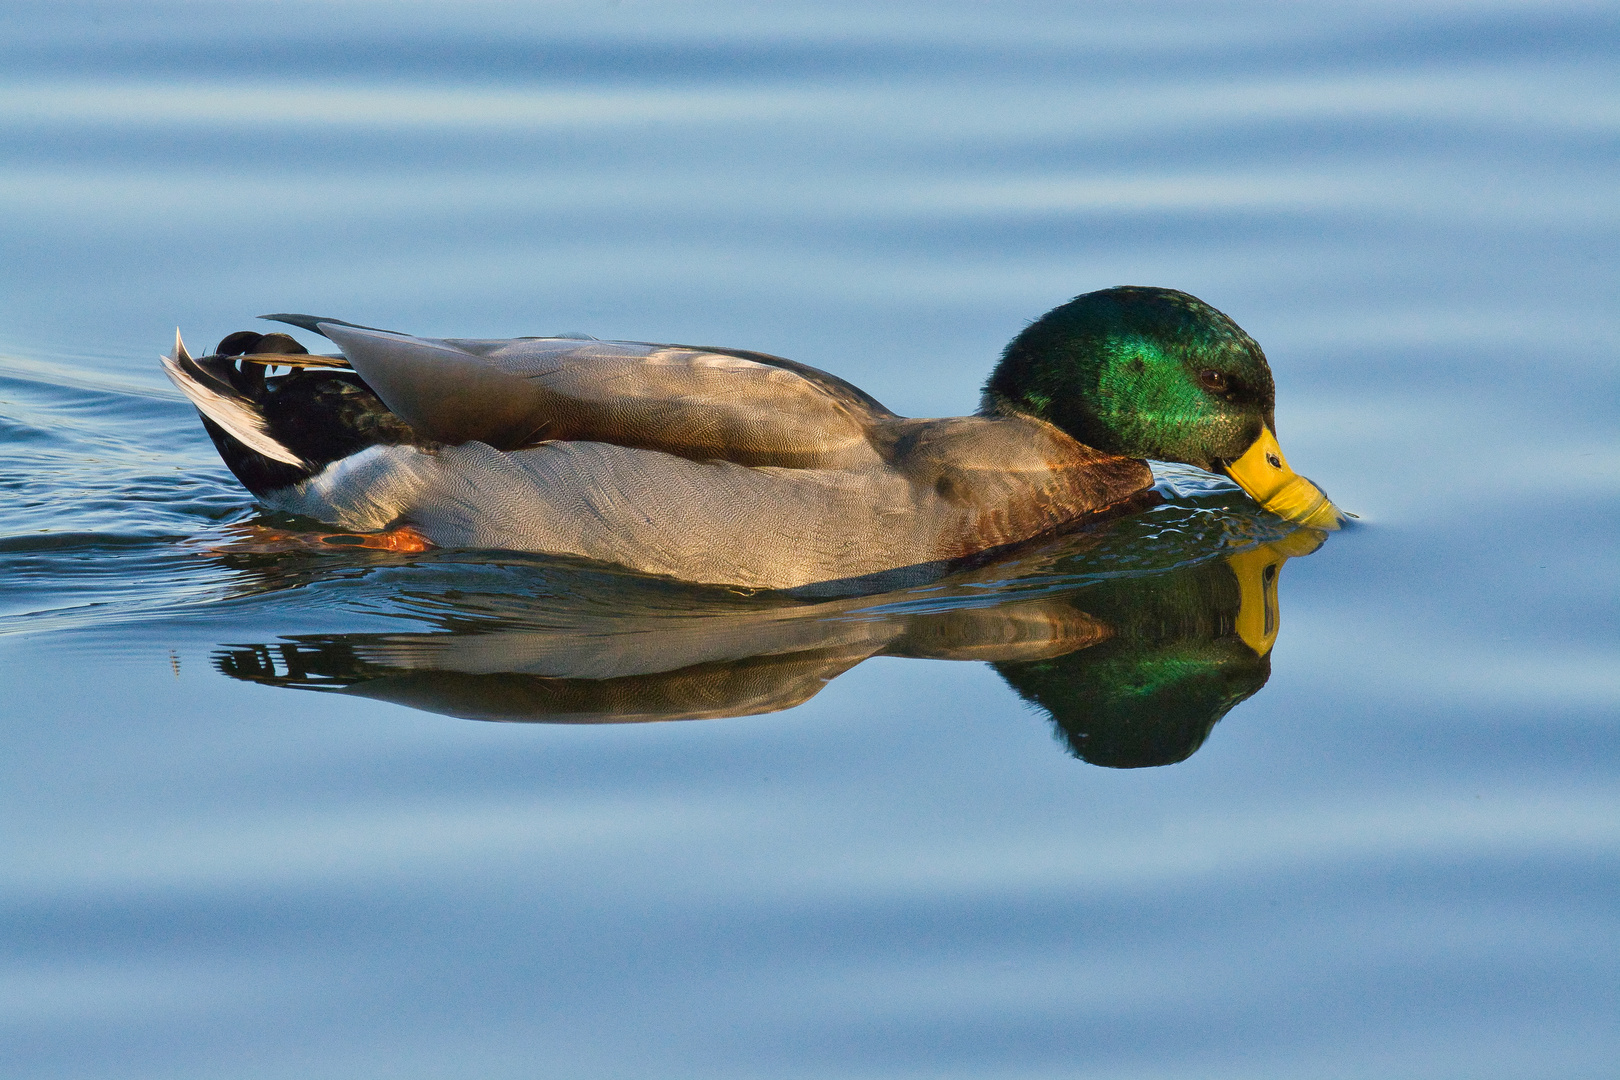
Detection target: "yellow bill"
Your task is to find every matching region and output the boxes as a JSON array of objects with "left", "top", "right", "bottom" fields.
[{"left": 1222, "top": 426, "right": 1344, "bottom": 530}]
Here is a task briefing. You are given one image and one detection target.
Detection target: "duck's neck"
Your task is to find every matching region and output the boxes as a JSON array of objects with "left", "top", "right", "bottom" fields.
[{"left": 979, "top": 328, "right": 1123, "bottom": 454}]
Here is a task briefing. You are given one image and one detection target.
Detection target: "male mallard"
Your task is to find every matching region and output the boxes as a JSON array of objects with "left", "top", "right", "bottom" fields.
[{"left": 162, "top": 286, "right": 1340, "bottom": 590}]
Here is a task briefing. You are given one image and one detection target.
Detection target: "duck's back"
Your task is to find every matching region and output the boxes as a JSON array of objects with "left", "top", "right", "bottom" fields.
[{"left": 319, "top": 324, "right": 892, "bottom": 470}]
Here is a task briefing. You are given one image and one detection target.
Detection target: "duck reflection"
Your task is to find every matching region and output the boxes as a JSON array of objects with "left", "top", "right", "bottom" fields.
[
  {"left": 214, "top": 507, "right": 1326, "bottom": 769},
  {"left": 993, "top": 539, "right": 1308, "bottom": 768}
]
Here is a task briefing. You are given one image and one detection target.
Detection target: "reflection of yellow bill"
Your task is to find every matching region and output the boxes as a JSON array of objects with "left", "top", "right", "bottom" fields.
[
  {"left": 1223, "top": 426, "right": 1344, "bottom": 530},
  {"left": 1226, "top": 529, "right": 1325, "bottom": 656}
]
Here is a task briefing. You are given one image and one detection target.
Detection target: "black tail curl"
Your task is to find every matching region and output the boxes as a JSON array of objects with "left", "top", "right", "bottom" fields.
[{"left": 182, "top": 330, "right": 426, "bottom": 496}]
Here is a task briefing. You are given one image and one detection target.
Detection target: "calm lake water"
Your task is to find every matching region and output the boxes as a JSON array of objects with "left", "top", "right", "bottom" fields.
[{"left": 2, "top": 2, "right": 1616, "bottom": 1077}]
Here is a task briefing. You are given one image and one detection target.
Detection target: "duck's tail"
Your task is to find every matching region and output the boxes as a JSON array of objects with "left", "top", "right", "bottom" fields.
[
  {"left": 161, "top": 330, "right": 306, "bottom": 469},
  {"left": 162, "top": 329, "right": 340, "bottom": 496},
  {"left": 162, "top": 328, "right": 420, "bottom": 497}
]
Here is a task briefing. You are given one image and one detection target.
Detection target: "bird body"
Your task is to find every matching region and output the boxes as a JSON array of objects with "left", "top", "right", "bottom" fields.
[{"left": 162, "top": 288, "right": 1338, "bottom": 591}]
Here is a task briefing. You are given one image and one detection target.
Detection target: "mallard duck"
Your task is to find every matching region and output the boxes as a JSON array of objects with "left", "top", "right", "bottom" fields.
[{"left": 162, "top": 286, "right": 1340, "bottom": 590}]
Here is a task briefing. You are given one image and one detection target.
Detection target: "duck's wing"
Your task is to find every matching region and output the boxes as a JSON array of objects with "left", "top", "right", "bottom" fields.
[{"left": 267, "top": 320, "right": 892, "bottom": 469}]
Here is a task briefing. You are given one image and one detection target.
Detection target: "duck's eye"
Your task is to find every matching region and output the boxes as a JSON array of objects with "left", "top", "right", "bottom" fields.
[{"left": 1198, "top": 368, "right": 1228, "bottom": 392}]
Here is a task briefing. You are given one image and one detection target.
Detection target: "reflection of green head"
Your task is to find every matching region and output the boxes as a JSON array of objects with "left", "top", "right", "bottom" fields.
[{"left": 992, "top": 556, "right": 1271, "bottom": 768}]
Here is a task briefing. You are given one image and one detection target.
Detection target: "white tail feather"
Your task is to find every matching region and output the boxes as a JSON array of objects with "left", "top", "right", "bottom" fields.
[{"left": 161, "top": 336, "right": 305, "bottom": 467}]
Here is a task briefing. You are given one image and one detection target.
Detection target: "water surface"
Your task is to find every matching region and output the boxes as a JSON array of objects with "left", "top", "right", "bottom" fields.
[{"left": 2, "top": 3, "right": 1616, "bottom": 1077}]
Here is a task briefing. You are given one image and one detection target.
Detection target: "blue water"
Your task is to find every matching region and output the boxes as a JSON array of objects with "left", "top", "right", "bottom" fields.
[{"left": 2, "top": 3, "right": 1617, "bottom": 1077}]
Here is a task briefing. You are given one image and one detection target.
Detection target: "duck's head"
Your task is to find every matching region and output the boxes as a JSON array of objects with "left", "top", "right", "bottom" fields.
[{"left": 985, "top": 286, "right": 1342, "bottom": 529}]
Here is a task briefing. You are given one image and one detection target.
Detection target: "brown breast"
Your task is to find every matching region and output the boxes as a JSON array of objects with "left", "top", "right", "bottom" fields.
[{"left": 877, "top": 415, "right": 1154, "bottom": 559}]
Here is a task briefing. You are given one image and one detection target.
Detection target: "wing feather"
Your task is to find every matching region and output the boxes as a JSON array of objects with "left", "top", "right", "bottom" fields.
[{"left": 321, "top": 324, "right": 885, "bottom": 468}]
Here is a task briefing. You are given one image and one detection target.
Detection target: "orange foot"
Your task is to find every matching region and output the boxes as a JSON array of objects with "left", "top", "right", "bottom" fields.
[
  {"left": 315, "top": 525, "right": 433, "bottom": 553},
  {"left": 211, "top": 524, "right": 434, "bottom": 554}
]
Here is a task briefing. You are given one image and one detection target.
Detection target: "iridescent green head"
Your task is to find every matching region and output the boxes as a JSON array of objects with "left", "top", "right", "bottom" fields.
[{"left": 985, "top": 287, "right": 1341, "bottom": 528}]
